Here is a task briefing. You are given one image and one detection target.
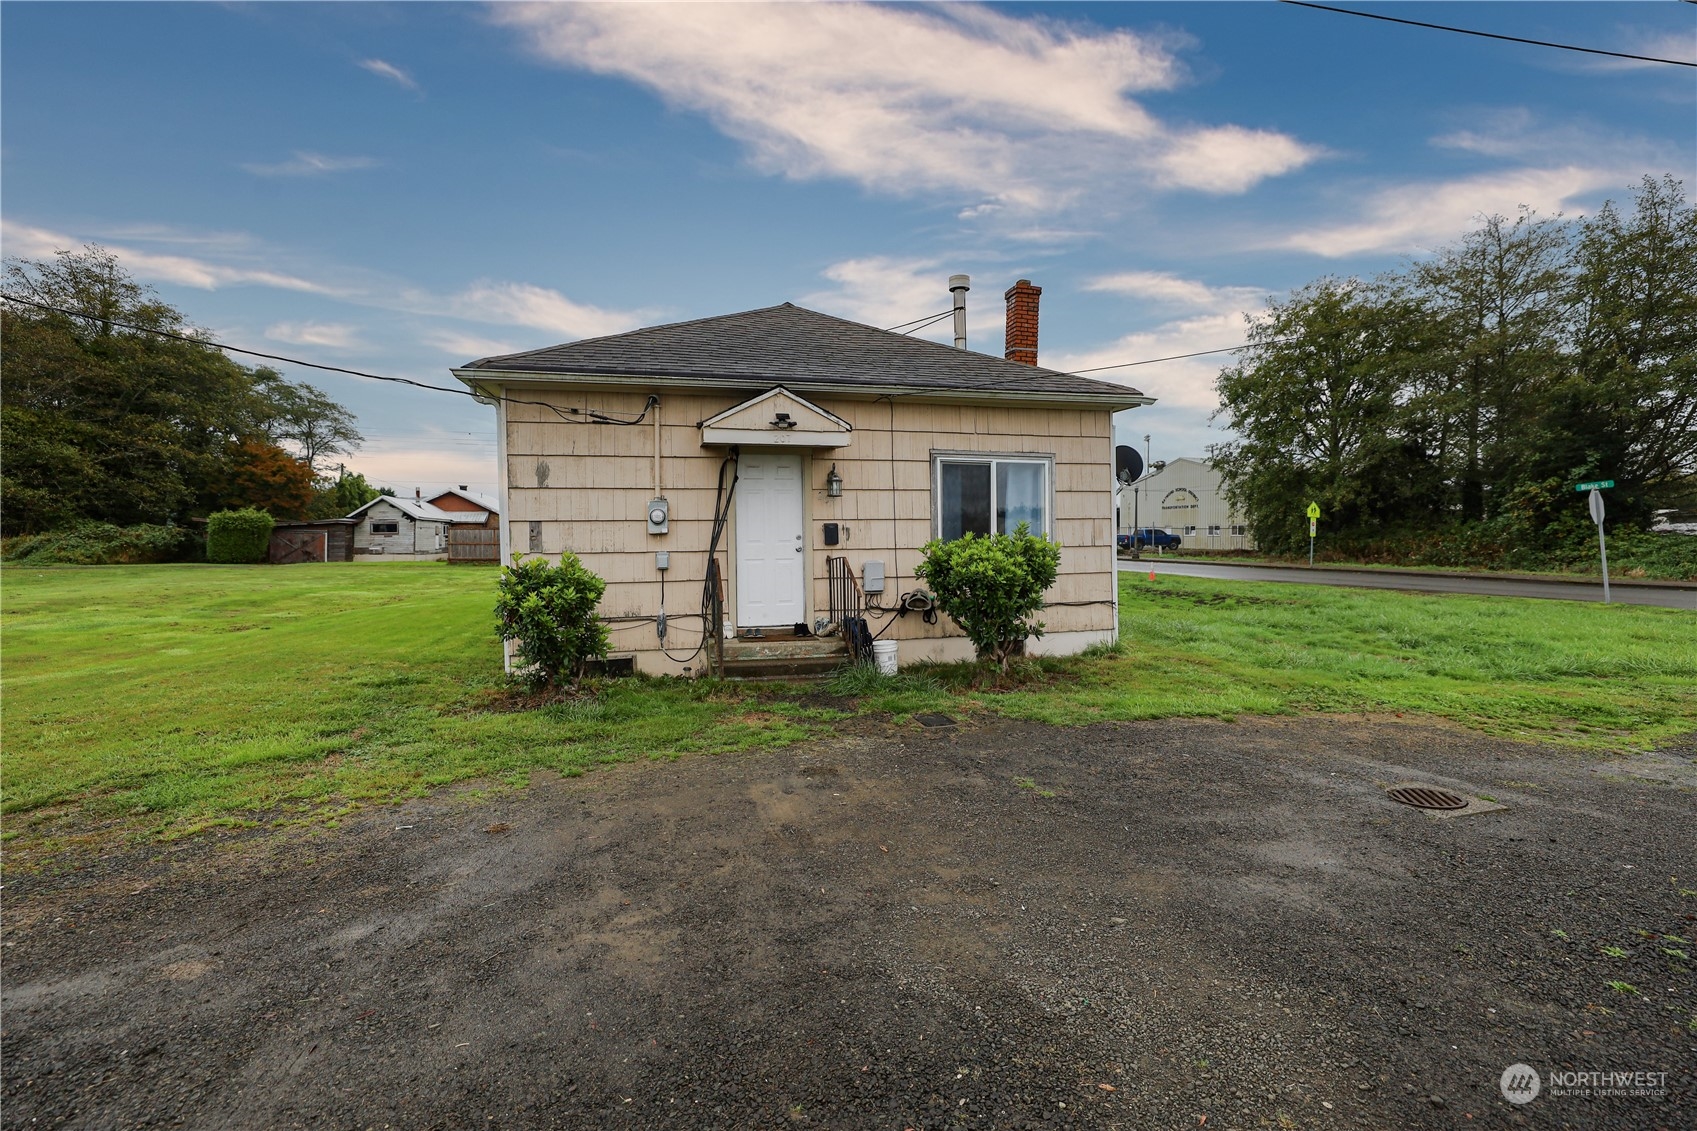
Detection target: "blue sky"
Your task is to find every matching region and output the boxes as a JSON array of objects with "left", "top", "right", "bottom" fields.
[{"left": 4, "top": 2, "right": 1692, "bottom": 494}]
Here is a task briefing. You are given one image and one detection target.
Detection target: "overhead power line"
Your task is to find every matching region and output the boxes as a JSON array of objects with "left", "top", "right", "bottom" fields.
[
  {"left": 0, "top": 291, "right": 655, "bottom": 426},
  {"left": 882, "top": 309, "right": 953, "bottom": 332},
  {"left": 1070, "top": 336, "right": 1300, "bottom": 374},
  {"left": 895, "top": 311, "right": 956, "bottom": 336},
  {"left": 1279, "top": 1, "right": 1696, "bottom": 67}
]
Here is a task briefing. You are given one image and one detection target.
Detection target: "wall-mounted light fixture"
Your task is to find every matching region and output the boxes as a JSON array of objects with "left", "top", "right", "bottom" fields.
[
  {"left": 825, "top": 463, "right": 843, "bottom": 497},
  {"left": 771, "top": 412, "right": 798, "bottom": 429}
]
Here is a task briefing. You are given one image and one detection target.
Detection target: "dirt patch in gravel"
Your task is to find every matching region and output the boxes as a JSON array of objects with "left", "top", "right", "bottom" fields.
[{"left": 4, "top": 718, "right": 1693, "bottom": 1130}]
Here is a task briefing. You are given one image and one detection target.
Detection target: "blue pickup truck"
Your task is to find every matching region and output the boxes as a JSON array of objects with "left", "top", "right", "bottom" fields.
[{"left": 1118, "top": 528, "right": 1183, "bottom": 552}]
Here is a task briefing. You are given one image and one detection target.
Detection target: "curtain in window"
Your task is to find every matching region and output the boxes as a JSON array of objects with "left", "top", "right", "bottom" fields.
[{"left": 997, "top": 462, "right": 1044, "bottom": 535}]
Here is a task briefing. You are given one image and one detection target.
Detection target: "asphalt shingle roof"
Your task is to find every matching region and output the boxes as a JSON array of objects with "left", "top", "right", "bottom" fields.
[
  {"left": 459, "top": 303, "right": 1146, "bottom": 403},
  {"left": 347, "top": 496, "right": 483, "bottom": 524}
]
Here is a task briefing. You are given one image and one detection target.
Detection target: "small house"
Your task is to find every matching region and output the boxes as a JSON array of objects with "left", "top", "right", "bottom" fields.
[
  {"left": 348, "top": 494, "right": 483, "bottom": 560},
  {"left": 427, "top": 486, "right": 501, "bottom": 528},
  {"left": 453, "top": 279, "right": 1152, "bottom": 675},
  {"left": 428, "top": 486, "right": 502, "bottom": 564}
]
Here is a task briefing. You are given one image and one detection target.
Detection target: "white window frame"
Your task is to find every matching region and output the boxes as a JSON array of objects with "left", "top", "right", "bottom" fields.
[{"left": 930, "top": 451, "right": 1054, "bottom": 540}]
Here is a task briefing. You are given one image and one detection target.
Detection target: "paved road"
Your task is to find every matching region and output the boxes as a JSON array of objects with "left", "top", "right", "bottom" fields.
[{"left": 1120, "top": 558, "right": 1697, "bottom": 609}]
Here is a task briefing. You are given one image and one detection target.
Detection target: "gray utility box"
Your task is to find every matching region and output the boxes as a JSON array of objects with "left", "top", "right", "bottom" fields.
[{"left": 862, "top": 560, "right": 886, "bottom": 594}]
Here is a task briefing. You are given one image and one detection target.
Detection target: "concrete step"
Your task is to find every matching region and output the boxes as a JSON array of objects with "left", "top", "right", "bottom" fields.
[
  {"left": 720, "top": 653, "right": 849, "bottom": 681},
  {"left": 722, "top": 636, "right": 848, "bottom": 662}
]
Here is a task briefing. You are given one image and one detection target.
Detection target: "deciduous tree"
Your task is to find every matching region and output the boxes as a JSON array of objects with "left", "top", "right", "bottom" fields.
[{"left": 1, "top": 246, "right": 366, "bottom": 533}]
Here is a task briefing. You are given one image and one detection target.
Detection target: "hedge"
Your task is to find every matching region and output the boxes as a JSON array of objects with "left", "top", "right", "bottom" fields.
[
  {"left": 0, "top": 523, "right": 199, "bottom": 565},
  {"left": 206, "top": 508, "right": 274, "bottom": 564}
]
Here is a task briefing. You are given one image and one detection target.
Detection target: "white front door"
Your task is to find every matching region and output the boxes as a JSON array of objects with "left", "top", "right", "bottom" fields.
[{"left": 735, "top": 451, "right": 806, "bottom": 627}]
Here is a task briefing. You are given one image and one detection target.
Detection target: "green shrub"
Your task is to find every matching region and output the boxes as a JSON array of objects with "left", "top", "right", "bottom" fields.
[
  {"left": 205, "top": 508, "right": 274, "bottom": 563},
  {"left": 0, "top": 523, "right": 198, "bottom": 565},
  {"left": 915, "top": 526, "right": 1061, "bottom": 671},
  {"left": 494, "top": 552, "right": 612, "bottom": 688}
]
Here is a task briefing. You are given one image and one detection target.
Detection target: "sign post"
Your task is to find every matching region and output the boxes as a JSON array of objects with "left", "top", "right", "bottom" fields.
[
  {"left": 1305, "top": 502, "right": 1320, "bottom": 566},
  {"left": 1575, "top": 481, "right": 1614, "bottom": 604}
]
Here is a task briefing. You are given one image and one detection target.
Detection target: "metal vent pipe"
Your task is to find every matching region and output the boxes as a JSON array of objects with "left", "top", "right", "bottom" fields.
[{"left": 949, "top": 274, "right": 970, "bottom": 349}]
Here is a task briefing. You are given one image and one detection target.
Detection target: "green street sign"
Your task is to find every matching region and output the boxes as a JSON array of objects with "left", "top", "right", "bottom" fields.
[
  {"left": 1305, "top": 502, "right": 1321, "bottom": 520},
  {"left": 1574, "top": 480, "right": 1614, "bottom": 492}
]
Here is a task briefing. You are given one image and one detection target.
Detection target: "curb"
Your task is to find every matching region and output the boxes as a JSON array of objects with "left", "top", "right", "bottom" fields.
[{"left": 1119, "top": 556, "right": 1697, "bottom": 591}]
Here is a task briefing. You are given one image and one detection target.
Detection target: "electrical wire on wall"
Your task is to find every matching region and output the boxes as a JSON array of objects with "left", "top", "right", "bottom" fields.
[
  {"left": 885, "top": 394, "right": 901, "bottom": 595},
  {"left": 699, "top": 449, "right": 741, "bottom": 675},
  {"left": 592, "top": 451, "right": 740, "bottom": 671}
]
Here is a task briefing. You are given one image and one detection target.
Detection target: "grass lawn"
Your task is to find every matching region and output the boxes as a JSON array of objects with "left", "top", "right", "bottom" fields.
[{"left": 3, "top": 563, "right": 1693, "bottom": 861}]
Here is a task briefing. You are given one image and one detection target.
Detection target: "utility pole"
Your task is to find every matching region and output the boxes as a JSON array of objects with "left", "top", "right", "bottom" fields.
[{"left": 1136, "top": 433, "right": 1150, "bottom": 537}]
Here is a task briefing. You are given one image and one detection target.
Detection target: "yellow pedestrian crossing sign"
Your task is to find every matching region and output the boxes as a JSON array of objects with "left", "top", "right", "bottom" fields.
[{"left": 1306, "top": 502, "right": 1320, "bottom": 520}]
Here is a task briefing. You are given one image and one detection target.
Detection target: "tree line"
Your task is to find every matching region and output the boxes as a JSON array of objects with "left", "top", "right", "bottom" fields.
[
  {"left": 2, "top": 246, "right": 386, "bottom": 539},
  {"left": 1213, "top": 174, "right": 1695, "bottom": 563}
]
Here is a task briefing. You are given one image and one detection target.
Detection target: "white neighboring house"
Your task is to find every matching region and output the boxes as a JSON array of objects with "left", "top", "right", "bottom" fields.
[
  {"left": 348, "top": 495, "right": 485, "bottom": 560},
  {"left": 1121, "top": 457, "right": 1256, "bottom": 551}
]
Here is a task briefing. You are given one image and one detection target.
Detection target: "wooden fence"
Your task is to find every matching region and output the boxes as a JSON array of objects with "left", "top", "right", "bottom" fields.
[{"left": 448, "top": 526, "right": 500, "bottom": 565}]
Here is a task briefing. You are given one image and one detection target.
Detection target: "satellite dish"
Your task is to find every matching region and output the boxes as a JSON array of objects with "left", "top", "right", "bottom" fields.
[{"left": 1115, "top": 445, "right": 1143, "bottom": 485}]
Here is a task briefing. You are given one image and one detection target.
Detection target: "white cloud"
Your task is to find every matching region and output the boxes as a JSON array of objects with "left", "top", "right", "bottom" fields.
[
  {"left": 1154, "top": 125, "right": 1319, "bottom": 194},
  {"left": 803, "top": 256, "right": 1005, "bottom": 349},
  {"left": 1050, "top": 278, "right": 1277, "bottom": 458},
  {"left": 1052, "top": 310, "right": 1257, "bottom": 412},
  {"left": 492, "top": 1, "right": 1320, "bottom": 210},
  {"left": 1430, "top": 109, "right": 1673, "bottom": 169},
  {"left": 1277, "top": 166, "right": 1626, "bottom": 257},
  {"left": 1566, "top": 28, "right": 1697, "bottom": 72},
  {"left": 265, "top": 321, "right": 364, "bottom": 350},
  {"left": 351, "top": 432, "right": 497, "bottom": 495},
  {"left": 1, "top": 220, "right": 339, "bottom": 295},
  {"left": 1071, "top": 314, "right": 1251, "bottom": 462},
  {"left": 804, "top": 257, "right": 946, "bottom": 327},
  {"left": 1085, "top": 270, "right": 1266, "bottom": 313},
  {"left": 423, "top": 329, "right": 524, "bottom": 360},
  {"left": 1275, "top": 107, "right": 1680, "bottom": 259},
  {"left": 241, "top": 152, "right": 381, "bottom": 177},
  {"left": 447, "top": 281, "right": 645, "bottom": 339},
  {"left": 85, "top": 224, "right": 258, "bottom": 251},
  {"left": 2, "top": 220, "right": 642, "bottom": 346},
  {"left": 359, "top": 58, "right": 421, "bottom": 92}
]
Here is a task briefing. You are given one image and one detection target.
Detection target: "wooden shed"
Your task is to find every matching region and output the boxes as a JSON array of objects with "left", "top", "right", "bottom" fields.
[{"left": 269, "top": 519, "right": 356, "bottom": 564}]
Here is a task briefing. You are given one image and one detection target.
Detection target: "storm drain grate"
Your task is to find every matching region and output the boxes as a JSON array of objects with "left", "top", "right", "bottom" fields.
[{"left": 1388, "top": 785, "right": 1469, "bottom": 811}]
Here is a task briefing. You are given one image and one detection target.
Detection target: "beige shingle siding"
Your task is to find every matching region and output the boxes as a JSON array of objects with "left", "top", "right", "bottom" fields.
[{"left": 500, "top": 387, "right": 1117, "bottom": 673}]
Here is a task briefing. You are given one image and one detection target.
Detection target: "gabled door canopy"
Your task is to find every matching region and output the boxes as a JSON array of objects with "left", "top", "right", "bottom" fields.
[{"left": 699, "top": 386, "right": 853, "bottom": 448}]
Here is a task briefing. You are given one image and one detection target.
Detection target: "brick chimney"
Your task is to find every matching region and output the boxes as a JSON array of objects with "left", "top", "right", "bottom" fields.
[{"left": 1004, "top": 279, "right": 1041, "bottom": 366}]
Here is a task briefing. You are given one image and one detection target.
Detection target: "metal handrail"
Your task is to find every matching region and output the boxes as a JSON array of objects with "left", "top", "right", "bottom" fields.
[{"left": 826, "top": 556, "right": 875, "bottom": 663}]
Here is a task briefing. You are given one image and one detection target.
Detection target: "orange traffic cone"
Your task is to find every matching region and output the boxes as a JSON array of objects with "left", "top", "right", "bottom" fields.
[{"left": 1148, "top": 567, "right": 1156, "bottom": 581}]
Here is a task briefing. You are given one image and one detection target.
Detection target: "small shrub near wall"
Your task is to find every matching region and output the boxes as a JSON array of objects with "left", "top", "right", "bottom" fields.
[
  {"left": 494, "top": 552, "right": 612, "bottom": 688},
  {"left": 916, "top": 525, "right": 1061, "bottom": 672},
  {"left": 206, "top": 508, "right": 275, "bottom": 564}
]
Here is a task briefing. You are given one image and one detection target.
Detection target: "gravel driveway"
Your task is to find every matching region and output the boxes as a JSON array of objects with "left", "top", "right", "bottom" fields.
[{"left": 4, "top": 717, "right": 1693, "bottom": 1130}]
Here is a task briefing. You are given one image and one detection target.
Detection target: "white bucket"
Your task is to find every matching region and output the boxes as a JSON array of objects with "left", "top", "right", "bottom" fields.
[{"left": 872, "top": 639, "right": 899, "bottom": 676}]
